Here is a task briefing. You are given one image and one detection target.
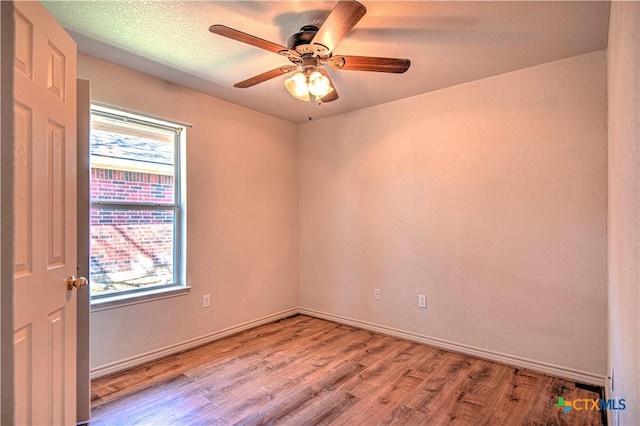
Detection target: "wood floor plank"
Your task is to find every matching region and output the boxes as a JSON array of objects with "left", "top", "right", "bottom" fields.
[
  {"left": 279, "top": 389, "right": 360, "bottom": 426},
  {"left": 91, "top": 315, "right": 603, "bottom": 425},
  {"left": 232, "top": 360, "right": 364, "bottom": 425}
]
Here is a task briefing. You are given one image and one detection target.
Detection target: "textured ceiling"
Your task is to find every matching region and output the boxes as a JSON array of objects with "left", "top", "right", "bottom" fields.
[{"left": 43, "top": 1, "right": 610, "bottom": 124}]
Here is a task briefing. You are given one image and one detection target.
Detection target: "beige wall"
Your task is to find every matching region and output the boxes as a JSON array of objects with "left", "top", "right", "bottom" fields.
[
  {"left": 83, "top": 48, "right": 610, "bottom": 385},
  {"left": 299, "top": 51, "right": 607, "bottom": 378},
  {"left": 607, "top": 2, "right": 640, "bottom": 424},
  {"left": 79, "top": 55, "right": 299, "bottom": 369}
]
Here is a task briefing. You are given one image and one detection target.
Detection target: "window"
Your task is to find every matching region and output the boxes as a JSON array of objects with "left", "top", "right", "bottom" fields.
[{"left": 89, "top": 105, "right": 186, "bottom": 301}]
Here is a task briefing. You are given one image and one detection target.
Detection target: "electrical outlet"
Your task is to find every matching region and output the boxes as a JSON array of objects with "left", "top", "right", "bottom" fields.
[
  {"left": 418, "top": 294, "right": 427, "bottom": 308},
  {"left": 374, "top": 288, "right": 381, "bottom": 301},
  {"left": 203, "top": 294, "right": 211, "bottom": 308}
]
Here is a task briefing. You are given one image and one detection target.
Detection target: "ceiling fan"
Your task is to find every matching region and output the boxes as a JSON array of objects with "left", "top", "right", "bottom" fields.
[{"left": 209, "top": 0, "right": 410, "bottom": 103}]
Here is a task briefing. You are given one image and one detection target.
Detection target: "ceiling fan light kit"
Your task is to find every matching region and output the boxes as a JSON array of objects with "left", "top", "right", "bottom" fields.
[
  {"left": 308, "top": 71, "right": 332, "bottom": 97},
  {"left": 285, "top": 70, "right": 333, "bottom": 102},
  {"left": 209, "top": 0, "right": 410, "bottom": 104}
]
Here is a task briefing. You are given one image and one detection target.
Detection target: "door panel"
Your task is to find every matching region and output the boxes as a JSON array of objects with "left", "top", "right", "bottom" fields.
[
  {"left": 13, "top": 325, "right": 32, "bottom": 424},
  {"left": 13, "top": 8, "right": 32, "bottom": 79},
  {"left": 13, "top": 102, "right": 32, "bottom": 276},
  {"left": 13, "top": 2, "right": 78, "bottom": 424},
  {"left": 47, "top": 120, "right": 66, "bottom": 266}
]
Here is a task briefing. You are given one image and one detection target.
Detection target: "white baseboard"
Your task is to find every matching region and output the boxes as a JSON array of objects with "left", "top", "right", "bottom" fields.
[
  {"left": 90, "top": 308, "right": 298, "bottom": 380},
  {"left": 298, "top": 308, "right": 606, "bottom": 387},
  {"left": 91, "top": 306, "right": 606, "bottom": 388}
]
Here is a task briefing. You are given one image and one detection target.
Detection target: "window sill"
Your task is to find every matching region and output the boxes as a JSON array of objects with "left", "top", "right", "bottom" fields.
[{"left": 90, "top": 286, "right": 191, "bottom": 312}]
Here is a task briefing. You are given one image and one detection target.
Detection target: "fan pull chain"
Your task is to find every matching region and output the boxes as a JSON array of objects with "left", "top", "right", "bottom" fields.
[{"left": 307, "top": 96, "right": 325, "bottom": 121}]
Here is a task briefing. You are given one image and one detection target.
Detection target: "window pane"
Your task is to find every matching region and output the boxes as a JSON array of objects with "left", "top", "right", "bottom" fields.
[
  {"left": 90, "top": 208, "right": 175, "bottom": 296},
  {"left": 90, "top": 115, "right": 175, "bottom": 204}
]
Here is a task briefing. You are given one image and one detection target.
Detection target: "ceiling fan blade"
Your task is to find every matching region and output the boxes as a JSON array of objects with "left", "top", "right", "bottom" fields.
[
  {"left": 317, "top": 69, "right": 339, "bottom": 102},
  {"left": 234, "top": 65, "right": 297, "bottom": 89},
  {"left": 328, "top": 55, "right": 411, "bottom": 73},
  {"left": 209, "top": 24, "right": 288, "bottom": 54},
  {"left": 312, "top": 0, "right": 366, "bottom": 53}
]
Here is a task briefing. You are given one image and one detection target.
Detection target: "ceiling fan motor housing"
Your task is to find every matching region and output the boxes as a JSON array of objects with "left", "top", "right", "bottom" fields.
[
  {"left": 287, "top": 25, "right": 318, "bottom": 50},
  {"left": 287, "top": 25, "right": 329, "bottom": 57}
]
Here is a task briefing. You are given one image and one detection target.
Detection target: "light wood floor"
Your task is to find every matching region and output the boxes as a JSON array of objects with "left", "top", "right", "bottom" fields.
[{"left": 91, "top": 315, "right": 604, "bottom": 425}]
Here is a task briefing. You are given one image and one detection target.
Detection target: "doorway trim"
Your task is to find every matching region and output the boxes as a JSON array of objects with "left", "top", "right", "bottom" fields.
[{"left": 0, "top": 1, "right": 15, "bottom": 423}]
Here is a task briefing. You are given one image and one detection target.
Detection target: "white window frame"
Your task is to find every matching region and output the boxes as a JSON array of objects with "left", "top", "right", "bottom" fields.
[{"left": 89, "top": 104, "right": 188, "bottom": 309}]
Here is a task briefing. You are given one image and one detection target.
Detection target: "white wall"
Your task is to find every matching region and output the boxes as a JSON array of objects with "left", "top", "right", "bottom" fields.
[
  {"left": 78, "top": 56, "right": 299, "bottom": 370},
  {"left": 299, "top": 51, "right": 608, "bottom": 380},
  {"left": 607, "top": 2, "right": 640, "bottom": 424}
]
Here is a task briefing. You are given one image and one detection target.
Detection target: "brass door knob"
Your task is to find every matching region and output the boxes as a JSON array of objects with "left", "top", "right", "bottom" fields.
[{"left": 67, "top": 275, "right": 88, "bottom": 291}]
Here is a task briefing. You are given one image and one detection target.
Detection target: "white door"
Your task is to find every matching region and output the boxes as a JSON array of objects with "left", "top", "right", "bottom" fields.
[{"left": 13, "top": 1, "right": 78, "bottom": 424}]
